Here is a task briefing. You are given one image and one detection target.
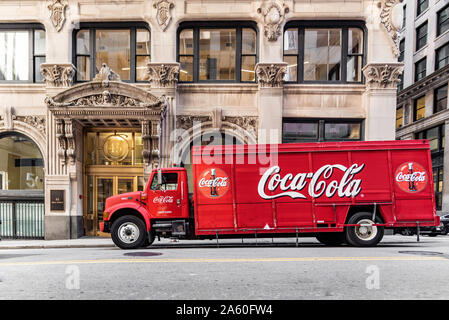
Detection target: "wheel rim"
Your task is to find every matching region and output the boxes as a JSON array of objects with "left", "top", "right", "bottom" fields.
[
  {"left": 354, "top": 218, "right": 377, "bottom": 241},
  {"left": 118, "top": 222, "right": 140, "bottom": 244}
]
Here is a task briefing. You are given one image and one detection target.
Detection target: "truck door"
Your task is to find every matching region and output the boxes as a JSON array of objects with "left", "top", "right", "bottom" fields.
[{"left": 147, "top": 171, "right": 183, "bottom": 218}]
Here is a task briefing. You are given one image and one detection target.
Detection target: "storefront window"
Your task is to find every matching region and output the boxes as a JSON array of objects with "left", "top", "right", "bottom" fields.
[{"left": 0, "top": 133, "right": 43, "bottom": 191}]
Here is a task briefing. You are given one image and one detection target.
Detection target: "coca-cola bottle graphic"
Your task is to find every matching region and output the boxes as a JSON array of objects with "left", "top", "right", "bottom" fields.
[
  {"left": 210, "top": 168, "right": 218, "bottom": 197},
  {"left": 408, "top": 162, "right": 417, "bottom": 191}
]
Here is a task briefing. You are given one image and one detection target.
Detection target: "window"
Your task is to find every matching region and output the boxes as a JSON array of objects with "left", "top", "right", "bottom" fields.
[
  {"left": 396, "top": 107, "right": 404, "bottom": 129},
  {"left": 398, "top": 73, "right": 404, "bottom": 92},
  {"left": 434, "top": 84, "right": 448, "bottom": 113},
  {"left": 282, "top": 119, "right": 363, "bottom": 143},
  {"left": 283, "top": 21, "right": 365, "bottom": 83},
  {"left": 415, "top": 58, "right": 426, "bottom": 81},
  {"left": 0, "top": 24, "right": 45, "bottom": 82},
  {"left": 177, "top": 22, "right": 257, "bottom": 83},
  {"left": 414, "top": 95, "right": 426, "bottom": 121},
  {"left": 416, "top": 124, "right": 445, "bottom": 210},
  {"left": 399, "top": 39, "right": 405, "bottom": 62},
  {"left": 150, "top": 172, "right": 178, "bottom": 191},
  {"left": 417, "top": 0, "right": 428, "bottom": 16},
  {"left": 74, "top": 23, "right": 151, "bottom": 82},
  {"left": 437, "top": 5, "right": 449, "bottom": 36},
  {"left": 403, "top": 5, "right": 407, "bottom": 29},
  {"left": 416, "top": 22, "right": 427, "bottom": 51},
  {"left": 436, "top": 42, "right": 449, "bottom": 70}
]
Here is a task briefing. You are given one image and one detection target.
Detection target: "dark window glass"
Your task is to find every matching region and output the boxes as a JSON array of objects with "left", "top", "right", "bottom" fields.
[
  {"left": 74, "top": 24, "right": 150, "bottom": 82},
  {"left": 399, "top": 39, "right": 405, "bottom": 62},
  {"left": 417, "top": 0, "right": 428, "bottom": 16},
  {"left": 283, "top": 22, "right": 365, "bottom": 84},
  {"left": 437, "top": 5, "right": 449, "bottom": 36},
  {"left": 0, "top": 26, "right": 45, "bottom": 82},
  {"left": 414, "top": 95, "right": 426, "bottom": 121},
  {"left": 282, "top": 119, "right": 362, "bottom": 143},
  {"left": 434, "top": 84, "right": 448, "bottom": 113},
  {"left": 403, "top": 5, "right": 407, "bottom": 29},
  {"left": 150, "top": 173, "right": 178, "bottom": 191},
  {"left": 416, "top": 22, "right": 427, "bottom": 51},
  {"left": 177, "top": 23, "right": 257, "bottom": 83},
  {"left": 415, "top": 58, "right": 426, "bottom": 81},
  {"left": 436, "top": 43, "right": 449, "bottom": 70}
]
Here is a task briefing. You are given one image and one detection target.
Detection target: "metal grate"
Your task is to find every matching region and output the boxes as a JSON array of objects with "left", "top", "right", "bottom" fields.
[{"left": 0, "top": 201, "right": 45, "bottom": 239}]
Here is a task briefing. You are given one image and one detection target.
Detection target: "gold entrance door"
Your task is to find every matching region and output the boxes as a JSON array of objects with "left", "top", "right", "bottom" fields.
[{"left": 84, "top": 130, "right": 145, "bottom": 236}]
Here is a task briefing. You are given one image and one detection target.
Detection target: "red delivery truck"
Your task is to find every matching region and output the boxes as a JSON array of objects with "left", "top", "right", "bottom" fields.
[{"left": 100, "top": 140, "right": 439, "bottom": 249}]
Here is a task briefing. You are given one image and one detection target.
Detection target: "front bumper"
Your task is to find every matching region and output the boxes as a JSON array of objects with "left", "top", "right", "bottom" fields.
[{"left": 100, "top": 221, "right": 111, "bottom": 233}]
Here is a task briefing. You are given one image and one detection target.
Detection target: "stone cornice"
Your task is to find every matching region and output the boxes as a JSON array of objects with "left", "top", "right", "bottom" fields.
[{"left": 396, "top": 109, "right": 449, "bottom": 138}]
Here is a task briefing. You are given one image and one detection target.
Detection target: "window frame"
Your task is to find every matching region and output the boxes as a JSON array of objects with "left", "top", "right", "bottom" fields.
[
  {"left": 435, "top": 42, "right": 449, "bottom": 70},
  {"left": 282, "top": 118, "right": 364, "bottom": 143},
  {"left": 416, "top": 21, "right": 428, "bottom": 51},
  {"left": 396, "top": 106, "right": 404, "bottom": 129},
  {"left": 415, "top": 57, "right": 427, "bottom": 82},
  {"left": 0, "top": 23, "right": 46, "bottom": 84},
  {"left": 417, "top": 0, "right": 429, "bottom": 17},
  {"left": 72, "top": 22, "right": 151, "bottom": 83},
  {"left": 413, "top": 95, "right": 426, "bottom": 121},
  {"left": 283, "top": 20, "right": 367, "bottom": 84},
  {"left": 176, "top": 21, "right": 259, "bottom": 84},
  {"left": 399, "top": 38, "right": 405, "bottom": 62},
  {"left": 437, "top": 4, "right": 449, "bottom": 37},
  {"left": 434, "top": 84, "right": 448, "bottom": 114}
]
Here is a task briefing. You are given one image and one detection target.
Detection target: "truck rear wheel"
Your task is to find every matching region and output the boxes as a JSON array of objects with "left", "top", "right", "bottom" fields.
[
  {"left": 316, "top": 232, "right": 346, "bottom": 246},
  {"left": 345, "top": 212, "right": 384, "bottom": 247},
  {"left": 111, "top": 215, "right": 147, "bottom": 249}
]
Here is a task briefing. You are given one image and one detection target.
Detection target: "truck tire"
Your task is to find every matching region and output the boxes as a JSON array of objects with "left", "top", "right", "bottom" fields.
[
  {"left": 316, "top": 232, "right": 346, "bottom": 246},
  {"left": 345, "top": 212, "right": 384, "bottom": 247},
  {"left": 141, "top": 231, "right": 155, "bottom": 248},
  {"left": 111, "top": 215, "right": 147, "bottom": 249}
]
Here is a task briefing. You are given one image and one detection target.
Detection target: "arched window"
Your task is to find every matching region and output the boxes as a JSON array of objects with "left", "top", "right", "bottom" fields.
[
  {"left": 0, "top": 133, "right": 44, "bottom": 192},
  {"left": 74, "top": 22, "right": 151, "bottom": 82}
]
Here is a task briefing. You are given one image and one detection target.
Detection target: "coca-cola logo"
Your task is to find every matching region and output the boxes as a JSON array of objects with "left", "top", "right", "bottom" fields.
[
  {"left": 198, "top": 168, "right": 230, "bottom": 199},
  {"left": 395, "top": 162, "right": 428, "bottom": 193},
  {"left": 153, "top": 196, "right": 174, "bottom": 204},
  {"left": 258, "top": 164, "right": 365, "bottom": 200}
]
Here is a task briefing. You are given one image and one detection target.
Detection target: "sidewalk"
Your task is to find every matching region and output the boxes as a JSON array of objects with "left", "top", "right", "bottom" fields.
[{"left": 0, "top": 237, "right": 115, "bottom": 250}]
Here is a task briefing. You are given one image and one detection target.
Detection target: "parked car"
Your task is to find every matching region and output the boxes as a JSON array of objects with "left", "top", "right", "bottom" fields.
[{"left": 420, "top": 214, "right": 449, "bottom": 236}]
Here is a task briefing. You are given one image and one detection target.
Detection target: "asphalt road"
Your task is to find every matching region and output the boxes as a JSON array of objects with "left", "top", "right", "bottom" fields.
[{"left": 0, "top": 235, "right": 448, "bottom": 300}]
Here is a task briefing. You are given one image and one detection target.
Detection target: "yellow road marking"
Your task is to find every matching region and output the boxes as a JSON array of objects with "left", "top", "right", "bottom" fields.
[{"left": 0, "top": 256, "right": 445, "bottom": 266}]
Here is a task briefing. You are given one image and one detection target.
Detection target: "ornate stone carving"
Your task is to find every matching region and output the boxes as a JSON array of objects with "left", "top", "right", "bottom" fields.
[
  {"left": 47, "top": 0, "right": 68, "bottom": 32},
  {"left": 142, "top": 120, "right": 160, "bottom": 166},
  {"left": 255, "top": 63, "right": 287, "bottom": 88},
  {"left": 379, "top": 0, "right": 403, "bottom": 58},
  {"left": 93, "top": 63, "right": 121, "bottom": 86},
  {"left": 153, "top": 0, "right": 174, "bottom": 31},
  {"left": 176, "top": 115, "right": 212, "bottom": 130},
  {"left": 224, "top": 116, "right": 258, "bottom": 136},
  {"left": 362, "top": 63, "right": 404, "bottom": 89},
  {"left": 147, "top": 63, "right": 180, "bottom": 88},
  {"left": 15, "top": 116, "right": 46, "bottom": 136},
  {"left": 55, "top": 118, "right": 67, "bottom": 165},
  {"left": 40, "top": 63, "right": 75, "bottom": 87},
  {"left": 257, "top": 1, "right": 289, "bottom": 41}
]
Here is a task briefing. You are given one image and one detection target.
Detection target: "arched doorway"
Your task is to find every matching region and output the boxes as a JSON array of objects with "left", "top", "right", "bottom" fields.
[
  {"left": 0, "top": 132, "right": 45, "bottom": 239},
  {"left": 180, "top": 131, "right": 243, "bottom": 192}
]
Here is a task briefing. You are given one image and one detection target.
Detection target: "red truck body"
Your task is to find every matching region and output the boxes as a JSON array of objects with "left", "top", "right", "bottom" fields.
[{"left": 102, "top": 140, "right": 439, "bottom": 249}]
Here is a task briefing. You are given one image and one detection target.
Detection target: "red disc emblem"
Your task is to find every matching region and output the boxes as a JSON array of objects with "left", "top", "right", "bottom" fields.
[
  {"left": 395, "top": 162, "right": 428, "bottom": 193},
  {"left": 198, "top": 168, "right": 230, "bottom": 199}
]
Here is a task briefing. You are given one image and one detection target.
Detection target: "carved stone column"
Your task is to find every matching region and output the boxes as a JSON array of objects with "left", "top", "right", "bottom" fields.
[
  {"left": 362, "top": 62, "right": 404, "bottom": 141},
  {"left": 256, "top": 62, "right": 287, "bottom": 144},
  {"left": 40, "top": 63, "right": 76, "bottom": 88}
]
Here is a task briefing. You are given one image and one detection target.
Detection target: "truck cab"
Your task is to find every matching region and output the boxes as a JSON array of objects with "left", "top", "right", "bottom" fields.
[{"left": 101, "top": 167, "right": 191, "bottom": 249}]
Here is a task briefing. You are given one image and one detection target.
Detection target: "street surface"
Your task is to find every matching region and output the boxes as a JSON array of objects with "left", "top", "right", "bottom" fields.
[{"left": 0, "top": 235, "right": 448, "bottom": 300}]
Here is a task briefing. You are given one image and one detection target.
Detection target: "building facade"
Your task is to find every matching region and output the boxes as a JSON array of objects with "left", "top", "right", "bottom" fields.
[
  {"left": 396, "top": 0, "right": 449, "bottom": 213},
  {"left": 0, "top": 0, "right": 402, "bottom": 240}
]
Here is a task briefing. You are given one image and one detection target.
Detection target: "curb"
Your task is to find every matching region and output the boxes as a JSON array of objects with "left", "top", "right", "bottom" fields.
[{"left": 0, "top": 244, "right": 116, "bottom": 250}]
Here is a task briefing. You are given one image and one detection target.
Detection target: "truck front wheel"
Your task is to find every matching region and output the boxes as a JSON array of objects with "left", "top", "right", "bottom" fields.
[
  {"left": 345, "top": 212, "right": 384, "bottom": 247},
  {"left": 111, "top": 215, "right": 147, "bottom": 249}
]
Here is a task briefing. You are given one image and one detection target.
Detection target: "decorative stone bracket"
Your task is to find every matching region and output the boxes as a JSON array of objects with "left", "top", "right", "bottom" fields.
[
  {"left": 379, "top": 0, "right": 403, "bottom": 58},
  {"left": 153, "top": 0, "right": 175, "bottom": 31},
  {"left": 40, "top": 63, "right": 75, "bottom": 88},
  {"left": 257, "top": 0, "right": 289, "bottom": 42},
  {"left": 147, "top": 63, "right": 180, "bottom": 88},
  {"left": 362, "top": 63, "right": 404, "bottom": 89},
  {"left": 142, "top": 120, "right": 160, "bottom": 167},
  {"left": 55, "top": 118, "right": 76, "bottom": 166},
  {"left": 256, "top": 62, "right": 287, "bottom": 88}
]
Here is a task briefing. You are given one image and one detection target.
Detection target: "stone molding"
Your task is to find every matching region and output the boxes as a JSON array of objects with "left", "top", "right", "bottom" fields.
[
  {"left": 379, "top": 0, "right": 402, "bottom": 58},
  {"left": 153, "top": 0, "right": 174, "bottom": 31},
  {"left": 256, "top": 62, "right": 287, "bottom": 88},
  {"left": 362, "top": 63, "right": 404, "bottom": 89},
  {"left": 14, "top": 115, "right": 46, "bottom": 136},
  {"left": 47, "top": 0, "right": 68, "bottom": 32},
  {"left": 40, "top": 63, "right": 75, "bottom": 88},
  {"left": 257, "top": 0, "right": 289, "bottom": 42},
  {"left": 147, "top": 63, "right": 180, "bottom": 88}
]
